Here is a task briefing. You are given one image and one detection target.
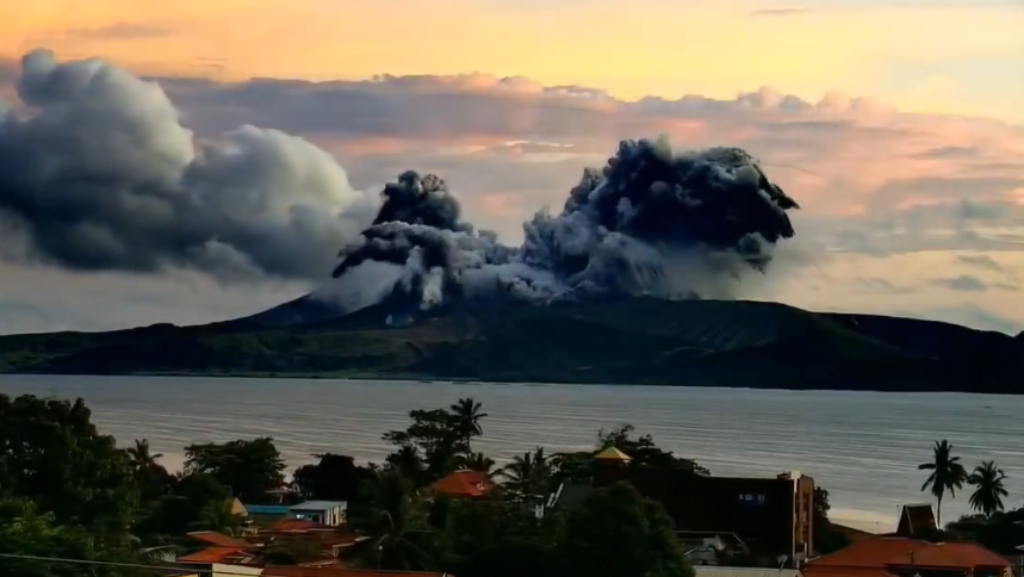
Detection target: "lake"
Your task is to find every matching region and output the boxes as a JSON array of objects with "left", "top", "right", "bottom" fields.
[{"left": 1, "top": 374, "right": 1022, "bottom": 532}]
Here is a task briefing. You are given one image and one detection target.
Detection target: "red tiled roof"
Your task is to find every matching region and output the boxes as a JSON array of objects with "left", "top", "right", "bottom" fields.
[
  {"left": 429, "top": 470, "right": 494, "bottom": 498},
  {"left": 262, "top": 566, "right": 446, "bottom": 577},
  {"left": 177, "top": 546, "right": 248, "bottom": 564},
  {"left": 807, "top": 537, "right": 1010, "bottom": 571},
  {"left": 886, "top": 542, "right": 1011, "bottom": 568},
  {"left": 809, "top": 537, "right": 931, "bottom": 567},
  {"left": 270, "top": 519, "right": 330, "bottom": 532},
  {"left": 185, "top": 531, "right": 252, "bottom": 548},
  {"left": 803, "top": 568, "right": 898, "bottom": 577}
]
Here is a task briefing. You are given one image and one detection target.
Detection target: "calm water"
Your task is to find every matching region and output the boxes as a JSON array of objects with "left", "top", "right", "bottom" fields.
[{"left": 2, "top": 375, "right": 1022, "bottom": 532}]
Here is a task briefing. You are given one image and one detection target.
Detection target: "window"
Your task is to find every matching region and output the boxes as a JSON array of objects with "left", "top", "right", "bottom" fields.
[{"left": 738, "top": 493, "right": 766, "bottom": 505}]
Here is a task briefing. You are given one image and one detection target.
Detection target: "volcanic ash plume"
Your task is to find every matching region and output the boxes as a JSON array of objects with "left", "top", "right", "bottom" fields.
[
  {"left": 317, "top": 137, "right": 800, "bottom": 313},
  {"left": 0, "top": 50, "right": 375, "bottom": 282}
]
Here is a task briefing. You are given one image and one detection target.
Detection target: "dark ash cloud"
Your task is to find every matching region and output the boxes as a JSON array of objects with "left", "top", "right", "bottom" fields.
[
  {"left": 318, "top": 140, "right": 800, "bottom": 313},
  {"left": 0, "top": 49, "right": 377, "bottom": 282}
]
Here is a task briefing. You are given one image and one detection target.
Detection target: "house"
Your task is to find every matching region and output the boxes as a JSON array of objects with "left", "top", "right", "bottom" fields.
[
  {"left": 693, "top": 567, "right": 802, "bottom": 577},
  {"left": 803, "top": 536, "right": 1012, "bottom": 577},
  {"left": 895, "top": 503, "right": 938, "bottom": 538},
  {"left": 172, "top": 563, "right": 264, "bottom": 577},
  {"left": 177, "top": 546, "right": 259, "bottom": 565},
  {"left": 286, "top": 501, "right": 348, "bottom": 527},
  {"left": 428, "top": 470, "right": 495, "bottom": 499},
  {"left": 593, "top": 456, "right": 815, "bottom": 566},
  {"left": 261, "top": 566, "right": 451, "bottom": 576},
  {"left": 245, "top": 504, "right": 293, "bottom": 527},
  {"left": 186, "top": 531, "right": 252, "bottom": 549},
  {"left": 178, "top": 531, "right": 261, "bottom": 566}
]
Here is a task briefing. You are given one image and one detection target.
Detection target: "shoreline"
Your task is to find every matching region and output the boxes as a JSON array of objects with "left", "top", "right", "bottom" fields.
[{"left": 2, "top": 371, "right": 1014, "bottom": 396}]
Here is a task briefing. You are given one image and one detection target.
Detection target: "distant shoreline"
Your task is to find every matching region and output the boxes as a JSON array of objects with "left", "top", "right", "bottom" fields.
[{"left": 1, "top": 371, "right": 1014, "bottom": 396}]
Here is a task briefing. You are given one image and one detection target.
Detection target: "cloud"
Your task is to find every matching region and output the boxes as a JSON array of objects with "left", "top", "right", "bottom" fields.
[
  {"left": 61, "top": 23, "right": 174, "bottom": 41},
  {"left": 0, "top": 50, "right": 377, "bottom": 282},
  {"left": 932, "top": 274, "right": 989, "bottom": 292},
  {"left": 956, "top": 253, "right": 1005, "bottom": 272},
  {"left": 1, "top": 51, "right": 1023, "bottom": 334},
  {"left": 749, "top": 8, "right": 813, "bottom": 18}
]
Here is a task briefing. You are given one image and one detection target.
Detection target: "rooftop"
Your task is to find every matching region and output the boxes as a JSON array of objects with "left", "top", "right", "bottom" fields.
[
  {"left": 429, "top": 469, "right": 494, "bottom": 498},
  {"left": 806, "top": 537, "right": 1010, "bottom": 571},
  {"left": 694, "top": 567, "right": 802, "bottom": 577},
  {"left": 177, "top": 546, "right": 249, "bottom": 564},
  {"left": 290, "top": 500, "right": 348, "bottom": 511},
  {"left": 593, "top": 446, "right": 632, "bottom": 462},
  {"left": 185, "top": 531, "right": 252, "bottom": 548},
  {"left": 270, "top": 518, "right": 331, "bottom": 533},
  {"left": 261, "top": 566, "right": 448, "bottom": 577},
  {"left": 245, "top": 504, "right": 291, "bottom": 516}
]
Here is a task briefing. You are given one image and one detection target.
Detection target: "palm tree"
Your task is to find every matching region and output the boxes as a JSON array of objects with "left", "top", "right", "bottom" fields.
[
  {"left": 353, "top": 470, "right": 434, "bottom": 571},
  {"left": 967, "top": 460, "right": 1008, "bottom": 518},
  {"left": 459, "top": 452, "right": 496, "bottom": 475},
  {"left": 449, "top": 398, "right": 487, "bottom": 446},
  {"left": 127, "top": 439, "right": 162, "bottom": 468},
  {"left": 191, "top": 497, "right": 246, "bottom": 536},
  {"left": 499, "top": 447, "right": 552, "bottom": 502},
  {"left": 919, "top": 439, "right": 967, "bottom": 526}
]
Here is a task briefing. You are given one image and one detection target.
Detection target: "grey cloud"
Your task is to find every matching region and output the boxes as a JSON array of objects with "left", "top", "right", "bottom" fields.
[
  {"left": 0, "top": 50, "right": 377, "bottom": 282},
  {"left": 956, "top": 253, "right": 1005, "bottom": 272},
  {"left": 917, "top": 146, "right": 981, "bottom": 160},
  {"left": 932, "top": 274, "right": 988, "bottom": 292}
]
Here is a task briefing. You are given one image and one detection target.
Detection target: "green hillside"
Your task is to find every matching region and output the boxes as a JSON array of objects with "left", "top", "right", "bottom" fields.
[{"left": 0, "top": 298, "right": 1019, "bottom": 393}]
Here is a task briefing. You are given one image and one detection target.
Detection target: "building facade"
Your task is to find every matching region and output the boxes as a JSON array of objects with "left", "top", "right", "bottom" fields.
[{"left": 594, "top": 464, "right": 814, "bottom": 565}]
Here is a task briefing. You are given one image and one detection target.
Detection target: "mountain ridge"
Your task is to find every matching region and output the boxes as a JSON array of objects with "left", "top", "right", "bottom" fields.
[{"left": 0, "top": 297, "right": 1019, "bottom": 394}]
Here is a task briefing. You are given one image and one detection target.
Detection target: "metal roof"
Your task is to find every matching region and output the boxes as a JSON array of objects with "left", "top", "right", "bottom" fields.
[
  {"left": 695, "top": 566, "right": 802, "bottom": 577},
  {"left": 243, "top": 504, "right": 290, "bottom": 515},
  {"left": 289, "top": 500, "right": 348, "bottom": 511}
]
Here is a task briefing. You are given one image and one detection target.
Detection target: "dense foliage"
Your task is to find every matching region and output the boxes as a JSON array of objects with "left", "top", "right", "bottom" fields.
[{"left": 3, "top": 390, "right": 944, "bottom": 576}]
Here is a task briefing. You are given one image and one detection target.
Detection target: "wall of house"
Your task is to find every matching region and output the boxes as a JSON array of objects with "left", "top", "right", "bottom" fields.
[
  {"left": 287, "top": 506, "right": 344, "bottom": 526},
  {"left": 594, "top": 465, "right": 814, "bottom": 563},
  {"left": 211, "top": 563, "right": 263, "bottom": 577}
]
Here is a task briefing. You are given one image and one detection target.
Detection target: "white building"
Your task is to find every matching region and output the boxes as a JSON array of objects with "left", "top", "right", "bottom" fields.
[{"left": 286, "top": 500, "right": 347, "bottom": 526}]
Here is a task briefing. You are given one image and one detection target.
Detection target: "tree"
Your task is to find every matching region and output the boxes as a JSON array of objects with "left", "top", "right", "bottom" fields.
[
  {"left": 499, "top": 447, "right": 552, "bottom": 503},
  {"left": 292, "top": 453, "right": 375, "bottom": 502},
  {"left": 812, "top": 487, "right": 849, "bottom": 554},
  {"left": 551, "top": 424, "right": 709, "bottom": 484},
  {"left": 459, "top": 452, "right": 496, "bottom": 475},
  {"left": 127, "top": 439, "right": 173, "bottom": 504},
  {"left": 383, "top": 400, "right": 489, "bottom": 483},
  {"left": 385, "top": 445, "right": 427, "bottom": 485},
  {"left": 968, "top": 461, "right": 1008, "bottom": 518},
  {"left": 184, "top": 437, "right": 286, "bottom": 502},
  {"left": 0, "top": 394, "right": 138, "bottom": 531},
  {"left": 192, "top": 498, "right": 246, "bottom": 535},
  {"left": 598, "top": 424, "right": 709, "bottom": 475},
  {"left": 351, "top": 469, "right": 435, "bottom": 571},
  {"left": 919, "top": 439, "right": 967, "bottom": 526},
  {"left": 557, "top": 482, "right": 694, "bottom": 577},
  {"left": 134, "top": 472, "right": 231, "bottom": 539},
  {"left": 0, "top": 499, "right": 140, "bottom": 577},
  {"left": 449, "top": 398, "right": 488, "bottom": 446}
]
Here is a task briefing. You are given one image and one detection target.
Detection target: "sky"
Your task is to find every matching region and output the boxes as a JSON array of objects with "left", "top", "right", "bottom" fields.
[{"left": 0, "top": 0, "right": 1022, "bottom": 334}]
